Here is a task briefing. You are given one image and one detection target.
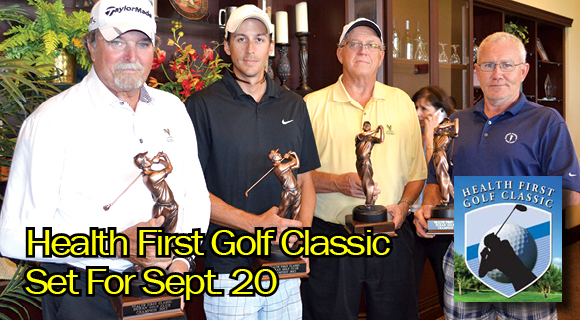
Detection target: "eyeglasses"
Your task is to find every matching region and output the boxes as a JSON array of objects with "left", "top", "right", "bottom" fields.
[
  {"left": 477, "top": 62, "right": 524, "bottom": 72},
  {"left": 340, "top": 41, "right": 384, "bottom": 52}
]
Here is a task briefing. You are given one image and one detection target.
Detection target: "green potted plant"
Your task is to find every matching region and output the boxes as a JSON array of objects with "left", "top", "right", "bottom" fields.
[
  {"left": 0, "top": 57, "right": 59, "bottom": 186},
  {"left": 0, "top": 0, "right": 92, "bottom": 81},
  {"left": 0, "top": 6, "right": 66, "bottom": 319},
  {"left": 0, "top": 260, "right": 41, "bottom": 320},
  {"left": 0, "top": 57, "right": 58, "bottom": 319},
  {"left": 505, "top": 21, "right": 529, "bottom": 44}
]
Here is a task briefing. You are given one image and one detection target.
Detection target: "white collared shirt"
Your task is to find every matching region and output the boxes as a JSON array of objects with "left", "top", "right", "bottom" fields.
[{"left": 0, "top": 69, "right": 210, "bottom": 272}]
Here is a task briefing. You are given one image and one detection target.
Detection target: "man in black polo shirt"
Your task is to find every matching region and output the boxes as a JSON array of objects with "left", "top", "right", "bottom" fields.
[{"left": 185, "top": 5, "right": 320, "bottom": 319}]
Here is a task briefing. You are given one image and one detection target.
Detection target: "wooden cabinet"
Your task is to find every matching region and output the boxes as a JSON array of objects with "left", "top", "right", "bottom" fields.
[
  {"left": 473, "top": 0, "right": 572, "bottom": 117},
  {"left": 388, "top": 0, "right": 471, "bottom": 109},
  {"left": 333, "top": 0, "right": 473, "bottom": 109},
  {"left": 320, "top": 0, "right": 573, "bottom": 116}
]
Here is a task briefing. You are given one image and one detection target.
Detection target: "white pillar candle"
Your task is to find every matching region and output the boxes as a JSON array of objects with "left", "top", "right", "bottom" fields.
[
  {"left": 295, "top": 2, "right": 308, "bottom": 33},
  {"left": 276, "top": 11, "right": 289, "bottom": 44}
]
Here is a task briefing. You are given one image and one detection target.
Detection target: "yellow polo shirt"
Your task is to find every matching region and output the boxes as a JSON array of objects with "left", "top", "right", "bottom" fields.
[{"left": 304, "top": 76, "right": 427, "bottom": 225}]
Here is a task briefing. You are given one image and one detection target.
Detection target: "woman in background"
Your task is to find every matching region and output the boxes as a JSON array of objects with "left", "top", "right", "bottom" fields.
[
  {"left": 414, "top": 86, "right": 456, "bottom": 162},
  {"left": 410, "top": 86, "right": 455, "bottom": 307}
]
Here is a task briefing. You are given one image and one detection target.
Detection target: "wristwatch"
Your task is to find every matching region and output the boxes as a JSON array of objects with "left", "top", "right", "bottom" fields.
[
  {"left": 398, "top": 199, "right": 412, "bottom": 214},
  {"left": 173, "top": 256, "right": 196, "bottom": 272}
]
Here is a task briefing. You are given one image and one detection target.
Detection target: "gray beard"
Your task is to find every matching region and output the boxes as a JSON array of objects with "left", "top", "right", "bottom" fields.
[{"left": 113, "top": 62, "right": 144, "bottom": 91}]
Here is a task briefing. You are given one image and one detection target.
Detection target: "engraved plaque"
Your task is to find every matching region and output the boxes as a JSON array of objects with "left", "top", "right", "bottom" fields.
[
  {"left": 110, "top": 294, "right": 183, "bottom": 320},
  {"left": 427, "top": 218, "right": 454, "bottom": 235}
]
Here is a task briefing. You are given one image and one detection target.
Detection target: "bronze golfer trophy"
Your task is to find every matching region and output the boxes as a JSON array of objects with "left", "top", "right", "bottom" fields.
[
  {"left": 245, "top": 150, "right": 308, "bottom": 280},
  {"left": 106, "top": 152, "right": 184, "bottom": 319},
  {"left": 427, "top": 118, "right": 459, "bottom": 235},
  {"left": 345, "top": 121, "right": 395, "bottom": 236}
]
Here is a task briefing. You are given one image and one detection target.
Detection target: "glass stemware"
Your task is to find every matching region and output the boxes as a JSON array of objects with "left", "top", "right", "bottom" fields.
[
  {"left": 439, "top": 43, "right": 448, "bottom": 63},
  {"left": 414, "top": 39, "right": 427, "bottom": 61},
  {"left": 544, "top": 74, "right": 554, "bottom": 100},
  {"left": 450, "top": 45, "right": 461, "bottom": 64},
  {"left": 421, "top": 43, "right": 429, "bottom": 61}
]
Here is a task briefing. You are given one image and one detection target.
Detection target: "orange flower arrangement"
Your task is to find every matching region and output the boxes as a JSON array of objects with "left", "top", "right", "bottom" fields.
[{"left": 148, "top": 21, "right": 230, "bottom": 102}]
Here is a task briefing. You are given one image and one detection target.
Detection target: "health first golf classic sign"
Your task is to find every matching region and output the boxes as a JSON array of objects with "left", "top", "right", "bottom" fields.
[{"left": 454, "top": 176, "right": 562, "bottom": 302}]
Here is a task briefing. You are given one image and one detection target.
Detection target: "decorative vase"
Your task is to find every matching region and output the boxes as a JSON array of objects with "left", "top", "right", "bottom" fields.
[
  {"left": 544, "top": 74, "right": 554, "bottom": 100},
  {"left": 50, "top": 50, "right": 76, "bottom": 83},
  {"left": 276, "top": 44, "right": 291, "bottom": 89}
]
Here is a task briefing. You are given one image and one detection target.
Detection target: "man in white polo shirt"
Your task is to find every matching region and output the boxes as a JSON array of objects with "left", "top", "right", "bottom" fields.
[{"left": 0, "top": 0, "right": 210, "bottom": 318}]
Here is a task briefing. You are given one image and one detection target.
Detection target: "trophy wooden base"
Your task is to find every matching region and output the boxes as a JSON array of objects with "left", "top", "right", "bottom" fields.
[
  {"left": 344, "top": 215, "right": 397, "bottom": 237},
  {"left": 123, "top": 266, "right": 151, "bottom": 299},
  {"left": 427, "top": 205, "right": 454, "bottom": 235},
  {"left": 252, "top": 245, "right": 307, "bottom": 281},
  {"left": 109, "top": 294, "right": 183, "bottom": 320},
  {"left": 107, "top": 266, "right": 183, "bottom": 319}
]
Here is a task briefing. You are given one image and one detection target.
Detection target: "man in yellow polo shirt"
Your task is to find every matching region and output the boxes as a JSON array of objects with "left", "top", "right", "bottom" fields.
[{"left": 302, "top": 18, "right": 427, "bottom": 320}]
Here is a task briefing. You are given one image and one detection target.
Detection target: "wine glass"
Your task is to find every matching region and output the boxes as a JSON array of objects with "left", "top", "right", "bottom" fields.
[
  {"left": 450, "top": 45, "right": 461, "bottom": 64},
  {"left": 414, "top": 39, "right": 427, "bottom": 61},
  {"left": 421, "top": 43, "right": 429, "bottom": 61},
  {"left": 439, "top": 43, "right": 448, "bottom": 63}
]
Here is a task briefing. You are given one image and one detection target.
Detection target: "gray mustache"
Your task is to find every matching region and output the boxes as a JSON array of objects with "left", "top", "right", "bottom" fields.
[{"left": 115, "top": 63, "right": 144, "bottom": 72}]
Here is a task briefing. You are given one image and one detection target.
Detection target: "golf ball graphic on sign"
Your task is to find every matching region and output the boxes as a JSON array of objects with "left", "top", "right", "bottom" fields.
[{"left": 478, "top": 224, "right": 538, "bottom": 283}]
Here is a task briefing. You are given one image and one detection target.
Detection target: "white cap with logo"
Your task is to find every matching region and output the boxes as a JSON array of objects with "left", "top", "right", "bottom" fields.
[
  {"left": 89, "top": 0, "right": 156, "bottom": 42},
  {"left": 339, "top": 18, "right": 383, "bottom": 45},
  {"left": 225, "top": 5, "right": 273, "bottom": 39}
]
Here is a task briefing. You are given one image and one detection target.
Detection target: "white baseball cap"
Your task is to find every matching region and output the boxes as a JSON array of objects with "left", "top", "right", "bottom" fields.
[
  {"left": 89, "top": 0, "right": 156, "bottom": 42},
  {"left": 339, "top": 18, "right": 383, "bottom": 45},
  {"left": 225, "top": 5, "right": 273, "bottom": 39}
]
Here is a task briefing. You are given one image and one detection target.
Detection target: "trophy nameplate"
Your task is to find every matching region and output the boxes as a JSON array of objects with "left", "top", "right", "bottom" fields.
[
  {"left": 109, "top": 294, "right": 183, "bottom": 320},
  {"left": 252, "top": 245, "right": 308, "bottom": 281},
  {"left": 427, "top": 205, "right": 454, "bottom": 235}
]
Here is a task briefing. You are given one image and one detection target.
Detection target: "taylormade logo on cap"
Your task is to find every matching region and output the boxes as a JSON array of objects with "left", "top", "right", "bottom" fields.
[
  {"left": 89, "top": 0, "right": 156, "bottom": 42},
  {"left": 104, "top": 5, "right": 153, "bottom": 19}
]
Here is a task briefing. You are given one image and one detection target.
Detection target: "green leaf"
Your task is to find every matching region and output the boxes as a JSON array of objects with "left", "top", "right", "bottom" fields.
[
  {"left": 0, "top": 261, "right": 41, "bottom": 319},
  {"left": 0, "top": 0, "right": 92, "bottom": 74}
]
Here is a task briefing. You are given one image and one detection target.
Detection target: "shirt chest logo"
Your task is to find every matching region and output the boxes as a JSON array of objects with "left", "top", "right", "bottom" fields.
[
  {"left": 385, "top": 124, "right": 395, "bottom": 135},
  {"left": 505, "top": 132, "right": 517, "bottom": 144},
  {"left": 164, "top": 128, "right": 174, "bottom": 143}
]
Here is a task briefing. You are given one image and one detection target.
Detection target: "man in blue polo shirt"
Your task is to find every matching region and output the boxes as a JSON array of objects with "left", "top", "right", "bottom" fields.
[
  {"left": 414, "top": 32, "right": 580, "bottom": 319},
  {"left": 185, "top": 5, "right": 320, "bottom": 319}
]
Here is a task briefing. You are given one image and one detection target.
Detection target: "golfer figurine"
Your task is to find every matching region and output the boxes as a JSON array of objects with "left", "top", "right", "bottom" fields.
[
  {"left": 245, "top": 150, "right": 302, "bottom": 221},
  {"left": 356, "top": 121, "right": 384, "bottom": 206},
  {"left": 432, "top": 118, "right": 459, "bottom": 205},
  {"left": 134, "top": 151, "right": 179, "bottom": 234},
  {"left": 269, "top": 150, "right": 302, "bottom": 220},
  {"left": 427, "top": 117, "right": 459, "bottom": 233},
  {"left": 245, "top": 150, "right": 307, "bottom": 278},
  {"left": 352, "top": 121, "right": 387, "bottom": 223}
]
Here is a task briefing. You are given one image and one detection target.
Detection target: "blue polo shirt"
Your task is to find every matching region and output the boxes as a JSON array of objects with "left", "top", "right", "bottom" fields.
[{"left": 427, "top": 93, "right": 580, "bottom": 194}]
